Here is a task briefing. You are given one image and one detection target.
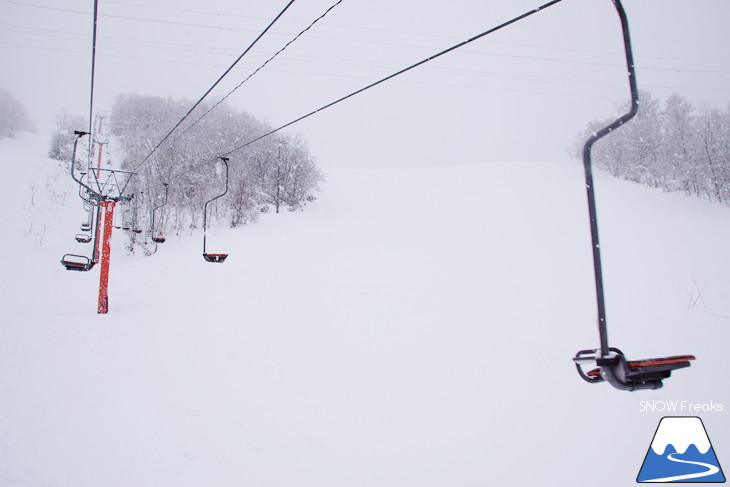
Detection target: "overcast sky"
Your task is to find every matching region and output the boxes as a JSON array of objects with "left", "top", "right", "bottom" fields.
[{"left": 2, "top": 0, "right": 729, "bottom": 169}]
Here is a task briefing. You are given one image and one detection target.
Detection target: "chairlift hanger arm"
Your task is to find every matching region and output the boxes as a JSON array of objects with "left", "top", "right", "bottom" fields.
[
  {"left": 77, "top": 172, "right": 96, "bottom": 206},
  {"left": 583, "top": 0, "right": 640, "bottom": 358},
  {"left": 70, "top": 131, "right": 99, "bottom": 200},
  {"left": 152, "top": 183, "right": 170, "bottom": 213},
  {"left": 202, "top": 157, "right": 229, "bottom": 232},
  {"left": 151, "top": 183, "right": 170, "bottom": 240}
]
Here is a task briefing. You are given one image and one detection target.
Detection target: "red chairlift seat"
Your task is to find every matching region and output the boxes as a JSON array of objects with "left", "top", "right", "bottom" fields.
[
  {"left": 61, "top": 253, "right": 95, "bottom": 272},
  {"left": 75, "top": 234, "right": 92, "bottom": 243},
  {"left": 152, "top": 236, "right": 166, "bottom": 243},
  {"left": 133, "top": 229, "right": 142, "bottom": 234},
  {"left": 203, "top": 253, "right": 228, "bottom": 263},
  {"left": 574, "top": 349, "right": 695, "bottom": 391}
]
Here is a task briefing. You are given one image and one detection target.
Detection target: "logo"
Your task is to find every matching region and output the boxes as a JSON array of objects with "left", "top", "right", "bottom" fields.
[{"left": 637, "top": 417, "right": 725, "bottom": 483}]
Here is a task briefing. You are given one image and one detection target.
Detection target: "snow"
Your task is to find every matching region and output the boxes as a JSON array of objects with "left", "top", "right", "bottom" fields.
[{"left": 1, "top": 131, "right": 729, "bottom": 486}]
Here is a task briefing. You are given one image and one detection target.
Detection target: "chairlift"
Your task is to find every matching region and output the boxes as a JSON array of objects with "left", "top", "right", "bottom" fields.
[
  {"left": 79, "top": 179, "right": 95, "bottom": 232},
  {"left": 574, "top": 349, "right": 695, "bottom": 390},
  {"left": 61, "top": 253, "right": 95, "bottom": 272},
  {"left": 151, "top": 183, "right": 169, "bottom": 244},
  {"left": 202, "top": 157, "right": 230, "bottom": 263},
  {"left": 133, "top": 191, "right": 145, "bottom": 235},
  {"left": 572, "top": 0, "right": 693, "bottom": 391},
  {"left": 112, "top": 203, "right": 123, "bottom": 229},
  {"left": 61, "top": 133, "right": 98, "bottom": 271}
]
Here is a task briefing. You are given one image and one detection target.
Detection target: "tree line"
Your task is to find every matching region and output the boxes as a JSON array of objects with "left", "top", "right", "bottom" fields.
[
  {"left": 49, "top": 93, "right": 323, "bottom": 252},
  {"left": 0, "top": 89, "right": 36, "bottom": 138},
  {"left": 572, "top": 91, "right": 730, "bottom": 205}
]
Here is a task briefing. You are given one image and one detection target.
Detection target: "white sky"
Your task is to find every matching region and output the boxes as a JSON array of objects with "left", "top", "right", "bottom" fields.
[{"left": 2, "top": 0, "right": 729, "bottom": 169}]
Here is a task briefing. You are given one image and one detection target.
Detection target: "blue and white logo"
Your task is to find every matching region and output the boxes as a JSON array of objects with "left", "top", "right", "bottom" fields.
[{"left": 637, "top": 416, "right": 725, "bottom": 483}]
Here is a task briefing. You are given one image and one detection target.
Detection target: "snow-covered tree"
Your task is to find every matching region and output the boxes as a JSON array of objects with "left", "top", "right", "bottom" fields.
[
  {"left": 0, "top": 89, "right": 35, "bottom": 138},
  {"left": 571, "top": 91, "right": 730, "bottom": 206},
  {"left": 109, "top": 93, "right": 323, "bottom": 247},
  {"left": 695, "top": 104, "right": 730, "bottom": 204},
  {"left": 48, "top": 110, "right": 87, "bottom": 162},
  {"left": 660, "top": 93, "right": 694, "bottom": 193}
]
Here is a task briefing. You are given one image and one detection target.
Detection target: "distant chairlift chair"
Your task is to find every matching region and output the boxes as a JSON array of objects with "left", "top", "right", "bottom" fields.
[
  {"left": 61, "top": 132, "right": 97, "bottom": 272},
  {"left": 61, "top": 253, "right": 95, "bottom": 272},
  {"left": 75, "top": 176, "right": 95, "bottom": 243},
  {"left": 202, "top": 157, "right": 230, "bottom": 263},
  {"left": 151, "top": 183, "right": 169, "bottom": 244}
]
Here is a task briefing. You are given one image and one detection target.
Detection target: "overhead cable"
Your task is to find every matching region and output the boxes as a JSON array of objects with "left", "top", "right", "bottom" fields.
[
  {"left": 0, "top": 0, "right": 258, "bottom": 33},
  {"left": 218, "top": 0, "right": 565, "bottom": 159},
  {"left": 133, "top": 0, "right": 297, "bottom": 171},
  {"left": 178, "top": 0, "right": 345, "bottom": 139},
  {"left": 162, "top": 0, "right": 567, "bottom": 187},
  {"left": 88, "top": 0, "right": 99, "bottom": 157}
]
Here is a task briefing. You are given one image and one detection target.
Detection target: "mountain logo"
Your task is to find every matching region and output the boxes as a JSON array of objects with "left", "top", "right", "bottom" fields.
[{"left": 637, "top": 416, "right": 725, "bottom": 483}]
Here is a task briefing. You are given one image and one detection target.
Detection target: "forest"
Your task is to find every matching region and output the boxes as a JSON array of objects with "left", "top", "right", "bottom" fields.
[
  {"left": 48, "top": 93, "right": 324, "bottom": 253},
  {"left": 572, "top": 91, "right": 730, "bottom": 205},
  {"left": 0, "top": 88, "right": 36, "bottom": 138},
  {"left": 38, "top": 88, "right": 730, "bottom": 253}
]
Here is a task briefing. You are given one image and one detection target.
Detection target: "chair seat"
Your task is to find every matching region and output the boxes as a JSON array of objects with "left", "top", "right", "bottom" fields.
[{"left": 203, "top": 253, "right": 228, "bottom": 263}]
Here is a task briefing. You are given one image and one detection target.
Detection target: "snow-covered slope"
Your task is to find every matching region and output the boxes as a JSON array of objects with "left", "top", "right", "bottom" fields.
[{"left": 1, "top": 132, "right": 728, "bottom": 486}]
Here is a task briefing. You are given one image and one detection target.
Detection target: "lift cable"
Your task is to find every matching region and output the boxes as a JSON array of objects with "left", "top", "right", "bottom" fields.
[
  {"left": 161, "top": 0, "right": 565, "bottom": 186},
  {"left": 217, "top": 0, "right": 565, "bottom": 160},
  {"left": 133, "top": 0, "right": 297, "bottom": 172},
  {"left": 87, "top": 0, "right": 99, "bottom": 156},
  {"left": 177, "top": 0, "right": 345, "bottom": 141}
]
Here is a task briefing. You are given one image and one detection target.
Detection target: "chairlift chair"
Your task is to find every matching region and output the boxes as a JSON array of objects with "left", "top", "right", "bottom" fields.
[
  {"left": 572, "top": 0, "right": 693, "bottom": 391},
  {"left": 202, "top": 157, "right": 230, "bottom": 263},
  {"left": 150, "top": 183, "right": 169, "bottom": 244},
  {"left": 79, "top": 196, "right": 94, "bottom": 232},
  {"left": 61, "top": 133, "right": 99, "bottom": 271},
  {"left": 61, "top": 253, "right": 95, "bottom": 272},
  {"left": 79, "top": 176, "right": 95, "bottom": 226}
]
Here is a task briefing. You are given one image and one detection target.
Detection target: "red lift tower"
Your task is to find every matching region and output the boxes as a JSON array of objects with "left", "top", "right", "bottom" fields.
[{"left": 61, "top": 131, "right": 135, "bottom": 314}]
